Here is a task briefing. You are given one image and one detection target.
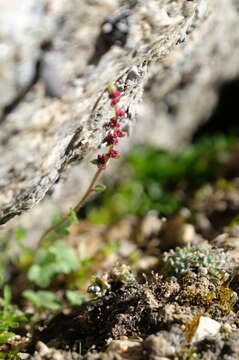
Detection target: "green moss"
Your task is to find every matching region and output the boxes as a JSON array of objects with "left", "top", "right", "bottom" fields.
[
  {"left": 185, "top": 313, "right": 201, "bottom": 344},
  {"left": 186, "top": 347, "right": 201, "bottom": 360},
  {"left": 206, "top": 283, "right": 237, "bottom": 315},
  {"left": 0, "top": 350, "right": 22, "bottom": 360}
]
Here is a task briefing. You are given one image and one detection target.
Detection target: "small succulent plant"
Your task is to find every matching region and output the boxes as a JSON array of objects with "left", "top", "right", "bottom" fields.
[
  {"left": 88, "top": 264, "right": 136, "bottom": 297},
  {"left": 161, "top": 243, "right": 230, "bottom": 277}
]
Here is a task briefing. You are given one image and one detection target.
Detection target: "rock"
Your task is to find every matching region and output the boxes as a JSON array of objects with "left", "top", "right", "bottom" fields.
[
  {"left": 18, "top": 354, "right": 30, "bottom": 360},
  {"left": 36, "top": 341, "right": 50, "bottom": 357},
  {"left": 106, "top": 339, "right": 141, "bottom": 353},
  {"left": 213, "top": 232, "right": 239, "bottom": 263},
  {"left": 143, "top": 333, "right": 176, "bottom": 359},
  {"left": 191, "top": 316, "right": 221, "bottom": 344},
  {"left": 180, "top": 224, "right": 202, "bottom": 246},
  {"left": 32, "top": 341, "right": 80, "bottom": 360},
  {"left": 1, "top": 0, "right": 239, "bottom": 231},
  {"left": 221, "top": 331, "right": 239, "bottom": 359},
  {"left": 0, "top": 0, "right": 50, "bottom": 115},
  {"left": 140, "top": 211, "right": 162, "bottom": 239}
]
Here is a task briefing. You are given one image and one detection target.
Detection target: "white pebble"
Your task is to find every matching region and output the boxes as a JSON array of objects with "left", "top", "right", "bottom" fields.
[{"left": 192, "top": 316, "right": 221, "bottom": 343}]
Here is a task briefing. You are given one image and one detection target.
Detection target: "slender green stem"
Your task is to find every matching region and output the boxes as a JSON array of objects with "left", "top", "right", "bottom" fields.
[
  {"left": 39, "top": 81, "right": 123, "bottom": 245},
  {"left": 39, "top": 167, "right": 103, "bottom": 244}
]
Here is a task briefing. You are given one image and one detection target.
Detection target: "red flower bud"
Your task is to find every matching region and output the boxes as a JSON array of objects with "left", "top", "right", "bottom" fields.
[
  {"left": 113, "top": 129, "right": 124, "bottom": 138},
  {"left": 105, "top": 133, "right": 118, "bottom": 145},
  {"left": 116, "top": 108, "right": 125, "bottom": 117},
  {"left": 109, "top": 90, "right": 121, "bottom": 99},
  {"left": 109, "top": 118, "right": 120, "bottom": 129},
  {"left": 97, "top": 154, "right": 107, "bottom": 169},
  {"left": 111, "top": 98, "right": 120, "bottom": 106},
  {"left": 108, "top": 149, "right": 119, "bottom": 158}
]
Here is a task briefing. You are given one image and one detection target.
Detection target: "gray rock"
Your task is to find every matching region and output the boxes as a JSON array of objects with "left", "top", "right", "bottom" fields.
[
  {"left": 144, "top": 332, "right": 177, "bottom": 359},
  {"left": 1, "top": 0, "right": 239, "bottom": 231},
  {"left": 0, "top": 0, "right": 47, "bottom": 115}
]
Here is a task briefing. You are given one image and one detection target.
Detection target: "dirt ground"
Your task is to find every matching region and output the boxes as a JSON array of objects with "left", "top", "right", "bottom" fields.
[{"left": 28, "top": 164, "right": 239, "bottom": 359}]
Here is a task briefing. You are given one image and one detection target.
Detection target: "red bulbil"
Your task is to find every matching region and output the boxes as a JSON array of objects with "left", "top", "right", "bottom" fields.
[
  {"left": 109, "top": 118, "right": 120, "bottom": 129},
  {"left": 109, "top": 90, "right": 121, "bottom": 99},
  {"left": 111, "top": 98, "right": 120, "bottom": 106},
  {"left": 94, "top": 85, "right": 125, "bottom": 167},
  {"left": 116, "top": 108, "right": 125, "bottom": 117},
  {"left": 114, "top": 129, "right": 124, "bottom": 138},
  {"left": 97, "top": 154, "right": 107, "bottom": 168},
  {"left": 105, "top": 133, "right": 119, "bottom": 146},
  {"left": 108, "top": 149, "right": 119, "bottom": 158}
]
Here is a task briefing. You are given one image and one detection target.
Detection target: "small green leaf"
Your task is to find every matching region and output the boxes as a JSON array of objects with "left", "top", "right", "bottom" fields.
[
  {"left": 66, "top": 290, "right": 85, "bottom": 306},
  {"left": 27, "top": 240, "right": 78, "bottom": 287},
  {"left": 23, "top": 290, "right": 61, "bottom": 310},
  {"left": 91, "top": 159, "right": 98, "bottom": 165},
  {"left": 0, "top": 332, "right": 15, "bottom": 344},
  {"left": 44, "top": 211, "right": 78, "bottom": 241},
  {"left": 94, "top": 184, "right": 106, "bottom": 192},
  {"left": 3, "top": 285, "right": 11, "bottom": 308},
  {"left": 28, "top": 265, "right": 49, "bottom": 288},
  {"left": 68, "top": 210, "right": 78, "bottom": 223},
  {"left": 15, "top": 227, "right": 27, "bottom": 241}
]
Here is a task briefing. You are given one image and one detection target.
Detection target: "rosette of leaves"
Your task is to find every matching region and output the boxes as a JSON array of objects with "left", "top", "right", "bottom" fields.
[
  {"left": 161, "top": 243, "right": 229, "bottom": 277},
  {"left": 28, "top": 240, "right": 78, "bottom": 287}
]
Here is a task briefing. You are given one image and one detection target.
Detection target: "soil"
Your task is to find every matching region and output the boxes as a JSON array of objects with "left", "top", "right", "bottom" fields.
[
  {"left": 28, "top": 220, "right": 239, "bottom": 359},
  {"left": 29, "top": 263, "right": 239, "bottom": 360}
]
